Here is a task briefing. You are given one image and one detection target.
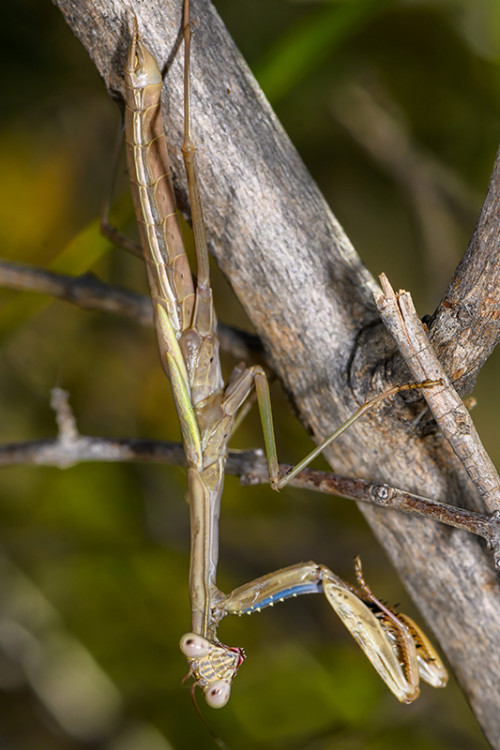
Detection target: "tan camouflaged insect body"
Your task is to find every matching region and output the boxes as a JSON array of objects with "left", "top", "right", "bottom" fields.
[{"left": 124, "top": 0, "right": 447, "bottom": 710}]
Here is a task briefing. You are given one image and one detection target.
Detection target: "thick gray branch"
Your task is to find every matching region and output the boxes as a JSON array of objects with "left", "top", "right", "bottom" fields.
[
  {"left": 51, "top": 0, "right": 500, "bottom": 742},
  {"left": 430, "top": 146, "right": 500, "bottom": 394}
]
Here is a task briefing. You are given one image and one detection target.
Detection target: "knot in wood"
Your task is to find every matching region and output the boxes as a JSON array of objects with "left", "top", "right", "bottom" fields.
[{"left": 370, "top": 483, "right": 395, "bottom": 505}]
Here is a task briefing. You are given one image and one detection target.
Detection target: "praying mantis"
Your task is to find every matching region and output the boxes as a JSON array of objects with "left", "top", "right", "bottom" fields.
[{"left": 123, "top": 0, "right": 448, "bottom": 709}]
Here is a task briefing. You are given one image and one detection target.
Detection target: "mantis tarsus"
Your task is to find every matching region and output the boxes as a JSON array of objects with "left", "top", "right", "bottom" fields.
[{"left": 123, "top": 0, "right": 447, "bottom": 710}]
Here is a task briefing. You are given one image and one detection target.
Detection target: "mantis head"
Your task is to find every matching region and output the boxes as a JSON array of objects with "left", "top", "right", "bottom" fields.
[{"left": 179, "top": 633, "right": 246, "bottom": 708}]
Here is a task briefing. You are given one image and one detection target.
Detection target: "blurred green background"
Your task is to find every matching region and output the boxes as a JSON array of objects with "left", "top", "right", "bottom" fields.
[{"left": 0, "top": 0, "right": 499, "bottom": 748}]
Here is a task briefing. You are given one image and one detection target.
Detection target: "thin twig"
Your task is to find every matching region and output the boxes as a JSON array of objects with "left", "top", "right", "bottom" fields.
[
  {"left": 0, "top": 259, "right": 151, "bottom": 325},
  {"left": 50, "top": 388, "right": 80, "bottom": 443},
  {"left": 1, "top": 389, "right": 497, "bottom": 562},
  {"left": 376, "top": 273, "right": 500, "bottom": 514},
  {"left": 0, "top": 258, "right": 264, "bottom": 363},
  {"left": 2, "top": 433, "right": 498, "bottom": 549}
]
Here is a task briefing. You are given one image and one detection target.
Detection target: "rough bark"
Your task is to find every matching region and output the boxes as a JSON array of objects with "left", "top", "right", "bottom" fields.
[{"left": 51, "top": 0, "right": 500, "bottom": 743}]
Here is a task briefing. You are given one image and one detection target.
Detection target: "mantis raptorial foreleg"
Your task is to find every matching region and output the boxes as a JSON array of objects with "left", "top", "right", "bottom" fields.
[
  {"left": 182, "top": 558, "right": 447, "bottom": 705},
  {"left": 125, "top": 0, "right": 447, "bottom": 711},
  {"left": 351, "top": 556, "right": 448, "bottom": 690}
]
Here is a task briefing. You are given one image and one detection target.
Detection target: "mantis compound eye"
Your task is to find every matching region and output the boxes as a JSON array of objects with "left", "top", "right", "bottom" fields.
[
  {"left": 204, "top": 680, "right": 231, "bottom": 708},
  {"left": 179, "top": 632, "right": 211, "bottom": 658}
]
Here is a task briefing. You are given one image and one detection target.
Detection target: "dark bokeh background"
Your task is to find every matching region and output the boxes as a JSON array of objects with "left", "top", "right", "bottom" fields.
[{"left": 0, "top": 0, "right": 499, "bottom": 748}]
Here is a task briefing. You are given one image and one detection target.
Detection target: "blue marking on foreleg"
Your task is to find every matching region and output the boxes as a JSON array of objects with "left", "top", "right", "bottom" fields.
[{"left": 240, "top": 581, "right": 324, "bottom": 614}]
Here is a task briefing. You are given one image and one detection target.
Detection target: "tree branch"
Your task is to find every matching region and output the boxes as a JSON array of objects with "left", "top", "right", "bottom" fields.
[
  {"left": 0, "top": 258, "right": 263, "bottom": 363},
  {"left": 430, "top": 146, "right": 500, "bottom": 393},
  {"left": 48, "top": 0, "right": 500, "bottom": 742},
  {"left": 4, "top": 388, "right": 498, "bottom": 555},
  {"left": 377, "top": 275, "right": 500, "bottom": 515}
]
